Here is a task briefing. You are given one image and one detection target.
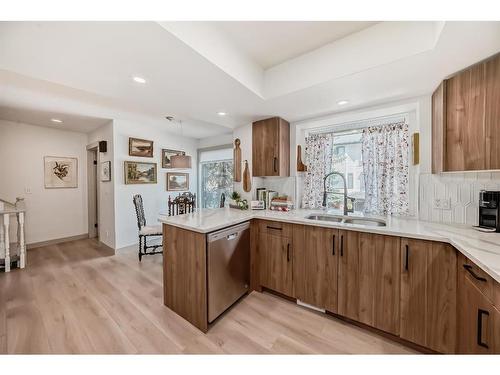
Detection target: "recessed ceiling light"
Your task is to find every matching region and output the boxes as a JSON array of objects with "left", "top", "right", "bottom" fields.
[
  {"left": 50, "top": 118, "right": 63, "bottom": 123},
  {"left": 217, "top": 112, "right": 227, "bottom": 116},
  {"left": 337, "top": 100, "right": 349, "bottom": 106},
  {"left": 132, "top": 76, "right": 146, "bottom": 84}
]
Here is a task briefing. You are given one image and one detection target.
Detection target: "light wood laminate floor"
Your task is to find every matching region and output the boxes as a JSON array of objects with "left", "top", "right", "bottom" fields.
[{"left": 0, "top": 239, "right": 416, "bottom": 354}]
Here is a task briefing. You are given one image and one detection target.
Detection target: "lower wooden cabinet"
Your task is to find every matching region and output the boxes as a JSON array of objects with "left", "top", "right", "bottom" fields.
[
  {"left": 457, "top": 253, "right": 500, "bottom": 354},
  {"left": 293, "top": 225, "right": 338, "bottom": 313},
  {"left": 458, "top": 277, "right": 500, "bottom": 353},
  {"left": 337, "top": 230, "right": 400, "bottom": 335},
  {"left": 259, "top": 223, "right": 293, "bottom": 296},
  {"left": 400, "top": 238, "right": 457, "bottom": 353}
]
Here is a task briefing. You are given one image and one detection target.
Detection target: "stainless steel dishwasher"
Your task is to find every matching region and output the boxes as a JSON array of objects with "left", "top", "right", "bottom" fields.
[{"left": 207, "top": 221, "right": 250, "bottom": 323}]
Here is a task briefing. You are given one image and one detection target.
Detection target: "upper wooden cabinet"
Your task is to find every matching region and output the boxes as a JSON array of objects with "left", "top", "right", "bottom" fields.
[
  {"left": 485, "top": 55, "right": 500, "bottom": 170},
  {"left": 252, "top": 117, "right": 290, "bottom": 177},
  {"left": 432, "top": 52, "right": 500, "bottom": 172}
]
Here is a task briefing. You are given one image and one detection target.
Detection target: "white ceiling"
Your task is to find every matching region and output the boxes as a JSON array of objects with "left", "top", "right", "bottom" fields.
[
  {"left": 0, "top": 21, "right": 499, "bottom": 139},
  {"left": 212, "top": 21, "right": 378, "bottom": 69},
  {"left": 0, "top": 105, "right": 110, "bottom": 133}
]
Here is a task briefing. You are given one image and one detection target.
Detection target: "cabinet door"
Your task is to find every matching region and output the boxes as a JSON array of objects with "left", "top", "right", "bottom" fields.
[
  {"left": 400, "top": 238, "right": 429, "bottom": 347},
  {"left": 259, "top": 232, "right": 293, "bottom": 296},
  {"left": 297, "top": 226, "right": 338, "bottom": 313},
  {"left": 338, "top": 231, "right": 400, "bottom": 335},
  {"left": 400, "top": 239, "right": 457, "bottom": 352},
  {"left": 337, "top": 230, "right": 360, "bottom": 321},
  {"left": 426, "top": 242, "right": 457, "bottom": 353},
  {"left": 252, "top": 117, "right": 290, "bottom": 177},
  {"left": 485, "top": 54, "right": 500, "bottom": 170},
  {"left": 458, "top": 277, "right": 500, "bottom": 354},
  {"left": 252, "top": 118, "right": 279, "bottom": 177},
  {"left": 446, "top": 63, "right": 486, "bottom": 171},
  {"left": 432, "top": 81, "right": 446, "bottom": 173}
]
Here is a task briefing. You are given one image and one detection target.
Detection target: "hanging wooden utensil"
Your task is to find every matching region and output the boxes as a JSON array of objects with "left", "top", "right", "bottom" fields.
[
  {"left": 233, "top": 138, "right": 242, "bottom": 182},
  {"left": 297, "top": 145, "right": 307, "bottom": 172},
  {"left": 243, "top": 160, "right": 251, "bottom": 192}
]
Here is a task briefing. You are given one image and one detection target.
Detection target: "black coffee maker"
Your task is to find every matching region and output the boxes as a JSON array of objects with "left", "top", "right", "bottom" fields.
[{"left": 478, "top": 191, "right": 500, "bottom": 232}]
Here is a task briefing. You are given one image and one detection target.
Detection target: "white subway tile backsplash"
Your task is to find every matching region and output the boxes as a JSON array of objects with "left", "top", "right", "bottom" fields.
[{"left": 419, "top": 173, "right": 500, "bottom": 225}]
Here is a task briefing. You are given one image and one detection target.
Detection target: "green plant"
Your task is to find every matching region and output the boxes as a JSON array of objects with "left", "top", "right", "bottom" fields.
[{"left": 230, "top": 191, "right": 241, "bottom": 201}]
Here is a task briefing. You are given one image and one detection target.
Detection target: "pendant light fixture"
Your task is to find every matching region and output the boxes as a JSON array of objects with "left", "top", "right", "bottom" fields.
[{"left": 170, "top": 119, "right": 192, "bottom": 169}]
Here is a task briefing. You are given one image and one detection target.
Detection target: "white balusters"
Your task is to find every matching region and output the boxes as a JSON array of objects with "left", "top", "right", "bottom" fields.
[
  {"left": 18, "top": 212, "right": 25, "bottom": 268},
  {"left": 3, "top": 213, "right": 10, "bottom": 272}
]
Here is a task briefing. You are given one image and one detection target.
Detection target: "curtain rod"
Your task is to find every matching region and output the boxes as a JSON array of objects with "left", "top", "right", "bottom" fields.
[{"left": 308, "top": 112, "right": 410, "bottom": 136}]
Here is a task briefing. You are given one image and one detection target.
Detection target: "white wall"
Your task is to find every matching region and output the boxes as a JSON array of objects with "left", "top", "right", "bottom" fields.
[
  {"left": 0, "top": 120, "right": 88, "bottom": 244},
  {"left": 87, "top": 121, "right": 115, "bottom": 249},
  {"left": 113, "top": 119, "right": 198, "bottom": 249}
]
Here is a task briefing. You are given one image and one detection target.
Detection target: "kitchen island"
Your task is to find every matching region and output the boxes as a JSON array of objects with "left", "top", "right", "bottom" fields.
[{"left": 160, "top": 207, "right": 500, "bottom": 353}]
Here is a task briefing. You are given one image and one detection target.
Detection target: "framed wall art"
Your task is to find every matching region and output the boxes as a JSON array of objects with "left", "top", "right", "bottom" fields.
[
  {"left": 162, "top": 149, "right": 185, "bottom": 168},
  {"left": 124, "top": 161, "right": 157, "bottom": 184},
  {"left": 129, "top": 137, "right": 153, "bottom": 157},
  {"left": 100, "top": 161, "right": 111, "bottom": 182},
  {"left": 166, "top": 172, "right": 189, "bottom": 191},
  {"left": 44, "top": 156, "right": 78, "bottom": 188}
]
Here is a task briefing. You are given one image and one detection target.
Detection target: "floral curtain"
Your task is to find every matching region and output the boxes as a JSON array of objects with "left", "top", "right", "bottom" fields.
[
  {"left": 302, "top": 133, "right": 334, "bottom": 209},
  {"left": 361, "top": 121, "right": 410, "bottom": 216}
]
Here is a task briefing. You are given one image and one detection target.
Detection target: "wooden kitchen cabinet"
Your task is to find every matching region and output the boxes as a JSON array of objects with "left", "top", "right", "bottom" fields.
[
  {"left": 400, "top": 239, "right": 457, "bottom": 353},
  {"left": 432, "top": 52, "right": 500, "bottom": 172},
  {"left": 293, "top": 225, "right": 339, "bottom": 313},
  {"left": 337, "top": 230, "right": 401, "bottom": 335},
  {"left": 252, "top": 117, "right": 290, "bottom": 177},
  {"left": 258, "top": 221, "right": 293, "bottom": 296},
  {"left": 458, "top": 277, "right": 500, "bottom": 354},
  {"left": 485, "top": 54, "right": 500, "bottom": 170},
  {"left": 445, "top": 62, "right": 486, "bottom": 171},
  {"left": 432, "top": 81, "right": 446, "bottom": 173},
  {"left": 457, "top": 253, "right": 500, "bottom": 354}
]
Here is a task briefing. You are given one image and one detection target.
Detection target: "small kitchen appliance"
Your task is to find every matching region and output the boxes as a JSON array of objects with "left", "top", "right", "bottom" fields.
[{"left": 478, "top": 190, "right": 500, "bottom": 232}]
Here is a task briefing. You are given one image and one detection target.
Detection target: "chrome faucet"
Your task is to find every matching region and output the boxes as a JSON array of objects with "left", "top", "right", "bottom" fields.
[{"left": 322, "top": 171, "right": 350, "bottom": 216}]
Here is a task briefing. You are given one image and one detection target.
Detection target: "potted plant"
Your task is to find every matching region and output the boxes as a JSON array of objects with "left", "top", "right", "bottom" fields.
[{"left": 229, "top": 191, "right": 248, "bottom": 210}]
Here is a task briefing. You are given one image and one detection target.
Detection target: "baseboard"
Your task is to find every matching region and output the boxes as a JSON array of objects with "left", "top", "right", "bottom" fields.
[{"left": 27, "top": 233, "right": 89, "bottom": 249}]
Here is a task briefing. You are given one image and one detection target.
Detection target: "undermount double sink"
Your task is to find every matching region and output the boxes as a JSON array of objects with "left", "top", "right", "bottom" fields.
[{"left": 305, "top": 214, "right": 387, "bottom": 227}]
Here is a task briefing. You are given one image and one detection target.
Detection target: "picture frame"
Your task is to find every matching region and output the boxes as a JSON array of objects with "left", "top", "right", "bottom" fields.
[
  {"left": 166, "top": 172, "right": 189, "bottom": 191},
  {"left": 129, "top": 137, "right": 154, "bottom": 157},
  {"left": 44, "top": 156, "right": 78, "bottom": 188},
  {"left": 124, "top": 161, "right": 157, "bottom": 184},
  {"left": 100, "top": 161, "right": 111, "bottom": 182},
  {"left": 162, "top": 149, "right": 185, "bottom": 168}
]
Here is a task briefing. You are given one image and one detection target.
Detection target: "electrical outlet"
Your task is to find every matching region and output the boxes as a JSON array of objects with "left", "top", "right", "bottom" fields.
[
  {"left": 105, "top": 230, "right": 109, "bottom": 238},
  {"left": 434, "top": 198, "right": 451, "bottom": 210},
  {"left": 441, "top": 198, "right": 451, "bottom": 210},
  {"left": 25, "top": 187, "right": 32, "bottom": 194}
]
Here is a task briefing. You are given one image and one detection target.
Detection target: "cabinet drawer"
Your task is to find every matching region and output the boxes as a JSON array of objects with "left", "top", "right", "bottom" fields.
[
  {"left": 459, "top": 253, "right": 495, "bottom": 303},
  {"left": 258, "top": 220, "right": 293, "bottom": 238}
]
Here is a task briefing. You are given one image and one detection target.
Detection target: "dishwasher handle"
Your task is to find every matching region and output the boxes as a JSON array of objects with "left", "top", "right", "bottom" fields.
[{"left": 207, "top": 221, "right": 250, "bottom": 242}]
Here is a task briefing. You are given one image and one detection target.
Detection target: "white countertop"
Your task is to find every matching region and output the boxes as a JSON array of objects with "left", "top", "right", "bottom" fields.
[{"left": 159, "top": 208, "right": 500, "bottom": 284}]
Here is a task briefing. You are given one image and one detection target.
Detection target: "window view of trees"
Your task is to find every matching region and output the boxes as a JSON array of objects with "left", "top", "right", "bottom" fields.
[
  {"left": 201, "top": 160, "right": 233, "bottom": 208},
  {"left": 328, "top": 131, "right": 365, "bottom": 213}
]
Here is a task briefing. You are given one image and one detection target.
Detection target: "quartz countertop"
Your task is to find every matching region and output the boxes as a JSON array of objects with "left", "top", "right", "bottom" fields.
[{"left": 158, "top": 207, "right": 500, "bottom": 284}]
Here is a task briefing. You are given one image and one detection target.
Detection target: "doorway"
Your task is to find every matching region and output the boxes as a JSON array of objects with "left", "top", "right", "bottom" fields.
[{"left": 87, "top": 145, "right": 99, "bottom": 239}]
